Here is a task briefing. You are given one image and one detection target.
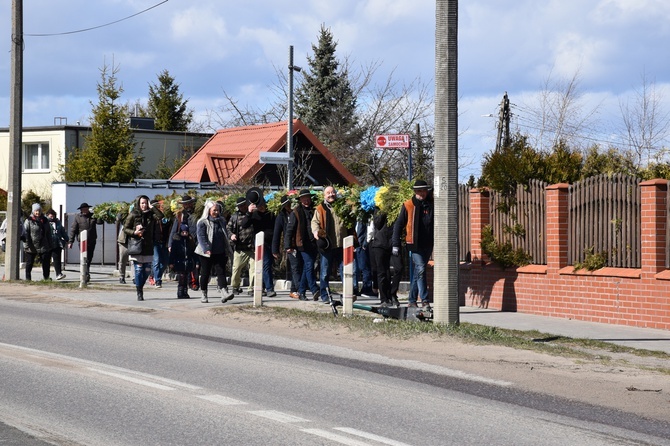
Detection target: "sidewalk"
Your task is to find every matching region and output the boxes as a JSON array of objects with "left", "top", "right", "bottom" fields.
[{"left": 3, "top": 263, "right": 670, "bottom": 354}]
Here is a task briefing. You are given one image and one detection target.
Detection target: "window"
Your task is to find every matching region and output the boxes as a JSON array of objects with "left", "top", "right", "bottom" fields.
[{"left": 23, "top": 142, "right": 50, "bottom": 171}]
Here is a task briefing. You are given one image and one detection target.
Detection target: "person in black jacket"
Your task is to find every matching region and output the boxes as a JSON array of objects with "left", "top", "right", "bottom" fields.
[
  {"left": 284, "top": 189, "right": 319, "bottom": 301},
  {"left": 273, "top": 195, "right": 301, "bottom": 298},
  {"left": 228, "top": 197, "right": 255, "bottom": 295},
  {"left": 123, "top": 195, "right": 164, "bottom": 301},
  {"left": 247, "top": 199, "right": 276, "bottom": 296},
  {"left": 68, "top": 202, "right": 104, "bottom": 283},
  {"left": 46, "top": 209, "right": 68, "bottom": 281},
  {"left": 392, "top": 179, "right": 434, "bottom": 307},
  {"left": 368, "top": 208, "right": 397, "bottom": 307}
]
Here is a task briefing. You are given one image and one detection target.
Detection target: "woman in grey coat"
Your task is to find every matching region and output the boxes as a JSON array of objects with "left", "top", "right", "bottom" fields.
[{"left": 23, "top": 203, "right": 53, "bottom": 281}]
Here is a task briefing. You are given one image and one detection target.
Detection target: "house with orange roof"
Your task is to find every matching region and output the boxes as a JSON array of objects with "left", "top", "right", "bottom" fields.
[{"left": 170, "top": 119, "right": 359, "bottom": 187}]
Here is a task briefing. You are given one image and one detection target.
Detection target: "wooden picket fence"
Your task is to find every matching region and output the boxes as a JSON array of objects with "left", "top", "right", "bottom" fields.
[
  {"left": 568, "top": 174, "right": 641, "bottom": 268},
  {"left": 488, "top": 180, "right": 548, "bottom": 265}
]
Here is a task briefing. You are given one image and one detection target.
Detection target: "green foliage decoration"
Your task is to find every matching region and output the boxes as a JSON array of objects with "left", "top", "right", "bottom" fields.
[
  {"left": 573, "top": 247, "right": 608, "bottom": 272},
  {"left": 480, "top": 225, "right": 532, "bottom": 269}
]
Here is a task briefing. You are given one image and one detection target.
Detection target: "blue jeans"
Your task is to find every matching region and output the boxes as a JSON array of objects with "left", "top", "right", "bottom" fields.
[
  {"left": 408, "top": 248, "right": 430, "bottom": 304},
  {"left": 262, "top": 246, "right": 274, "bottom": 292},
  {"left": 152, "top": 242, "right": 168, "bottom": 283},
  {"left": 319, "top": 248, "right": 343, "bottom": 300},
  {"left": 134, "top": 262, "right": 152, "bottom": 289},
  {"left": 355, "top": 247, "right": 373, "bottom": 292},
  {"left": 299, "top": 250, "right": 319, "bottom": 296}
]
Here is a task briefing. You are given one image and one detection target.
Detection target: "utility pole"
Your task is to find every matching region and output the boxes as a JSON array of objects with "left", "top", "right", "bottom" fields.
[
  {"left": 6, "top": 0, "right": 24, "bottom": 281},
  {"left": 495, "top": 91, "right": 510, "bottom": 152},
  {"left": 433, "top": 0, "right": 459, "bottom": 325},
  {"left": 287, "top": 46, "right": 301, "bottom": 190}
]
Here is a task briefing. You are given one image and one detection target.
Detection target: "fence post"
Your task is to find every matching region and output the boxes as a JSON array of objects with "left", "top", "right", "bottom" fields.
[
  {"left": 79, "top": 229, "right": 88, "bottom": 288},
  {"left": 253, "top": 232, "right": 264, "bottom": 307},
  {"left": 546, "top": 184, "right": 570, "bottom": 271},
  {"left": 469, "top": 188, "right": 490, "bottom": 263},
  {"left": 640, "top": 179, "right": 667, "bottom": 277},
  {"left": 342, "top": 235, "right": 355, "bottom": 316}
]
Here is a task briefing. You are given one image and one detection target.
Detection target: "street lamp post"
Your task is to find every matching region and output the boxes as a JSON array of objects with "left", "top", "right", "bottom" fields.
[{"left": 287, "top": 46, "right": 301, "bottom": 190}]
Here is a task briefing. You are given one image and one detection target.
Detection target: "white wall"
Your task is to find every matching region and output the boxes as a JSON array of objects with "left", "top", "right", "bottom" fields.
[{"left": 52, "top": 182, "right": 217, "bottom": 266}]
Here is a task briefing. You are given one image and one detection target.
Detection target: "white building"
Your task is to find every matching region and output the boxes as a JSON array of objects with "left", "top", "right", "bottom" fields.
[{"left": 0, "top": 122, "right": 213, "bottom": 198}]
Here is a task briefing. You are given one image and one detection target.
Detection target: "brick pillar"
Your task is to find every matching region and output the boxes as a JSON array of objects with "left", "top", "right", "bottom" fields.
[
  {"left": 469, "top": 188, "right": 490, "bottom": 264},
  {"left": 546, "top": 184, "right": 570, "bottom": 271},
  {"left": 640, "top": 179, "right": 667, "bottom": 277}
]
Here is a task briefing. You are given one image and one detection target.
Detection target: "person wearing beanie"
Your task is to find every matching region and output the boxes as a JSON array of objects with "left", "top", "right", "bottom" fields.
[
  {"left": 23, "top": 203, "right": 53, "bottom": 281},
  {"left": 392, "top": 179, "right": 434, "bottom": 308}
]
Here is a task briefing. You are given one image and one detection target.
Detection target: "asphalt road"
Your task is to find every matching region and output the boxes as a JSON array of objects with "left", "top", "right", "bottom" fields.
[{"left": 0, "top": 295, "right": 669, "bottom": 445}]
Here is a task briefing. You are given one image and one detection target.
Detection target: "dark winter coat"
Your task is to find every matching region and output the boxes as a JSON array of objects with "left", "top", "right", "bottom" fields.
[
  {"left": 123, "top": 197, "right": 164, "bottom": 256},
  {"left": 68, "top": 212, "right": 104, "bottom": 244},
  {"left": 47, "top": 217, "right": 68, "bottom": 250},
  {"left": 24, "top": 214, "right": 53, "bottom": 255}
]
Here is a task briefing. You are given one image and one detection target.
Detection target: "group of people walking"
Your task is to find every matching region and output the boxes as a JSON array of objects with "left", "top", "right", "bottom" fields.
[
  {"left": 18, "top": 178, "right": 434, "bottom": 308},
  {"left": 22, "top": 202, "right": 102, "bottom": 283}
]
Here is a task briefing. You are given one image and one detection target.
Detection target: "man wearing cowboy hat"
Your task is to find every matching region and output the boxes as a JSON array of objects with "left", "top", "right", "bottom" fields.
[
  {"left": 68, "top": 202, "right": 104, "bottom": 283},
  {"left": 392, "top": 179, "right": 434, "bottom": 308},
  {"left": 285, "top": 189, "right": 320, "bottom": 300},
  {"left": 273, "top": 194, "right": 301, "bottom": 298},
  {"left": 227, "top": 197, "right": 256, "bottom": 295}
]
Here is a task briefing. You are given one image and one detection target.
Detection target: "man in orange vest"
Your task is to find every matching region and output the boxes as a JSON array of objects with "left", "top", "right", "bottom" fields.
[{"left": 392, "top": 179, "right": 434, "bottom": 307}]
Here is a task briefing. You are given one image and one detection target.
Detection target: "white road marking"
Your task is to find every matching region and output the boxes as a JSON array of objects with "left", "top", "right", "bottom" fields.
[
  {"left": 248, "top": 410, "right": 310, "bottom": 423},
  {"left": 301, "top": 428, "right": 373, "bottom": 446},
  {"left": 0, "top": 342, "right": 202, "bottom": 390},
  {"left": 335, "top": 427, "right": 413, "bottom": 446},
  {"left": 88, "top": 368, "right": 175, "bottom": 390},
  {"left": 197, "top": 394, "right": 247, "bottom": 406}
]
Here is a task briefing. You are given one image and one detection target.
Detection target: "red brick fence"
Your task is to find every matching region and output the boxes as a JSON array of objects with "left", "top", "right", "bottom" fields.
[{"left": 460, "top": 179, "right": 670, "bottom": 330}]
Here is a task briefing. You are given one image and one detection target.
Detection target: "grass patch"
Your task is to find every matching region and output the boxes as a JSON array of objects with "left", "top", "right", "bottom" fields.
[{"left": 212, "top": 305, "right": 670, "bottom": 370}]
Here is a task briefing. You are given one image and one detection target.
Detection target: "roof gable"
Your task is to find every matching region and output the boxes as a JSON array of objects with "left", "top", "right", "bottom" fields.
[{"left": 171, "top": 120, "right": 358, "bottom": 186}]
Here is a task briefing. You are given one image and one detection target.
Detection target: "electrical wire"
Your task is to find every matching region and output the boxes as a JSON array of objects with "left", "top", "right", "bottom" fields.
[{"left": 24, "top": 0, "right": 168, "bottom": 37}]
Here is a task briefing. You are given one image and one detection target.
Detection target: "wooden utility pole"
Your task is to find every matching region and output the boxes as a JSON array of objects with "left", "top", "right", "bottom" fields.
[{"left": 495, "top": 92, "right": 511, "bottom": 152}]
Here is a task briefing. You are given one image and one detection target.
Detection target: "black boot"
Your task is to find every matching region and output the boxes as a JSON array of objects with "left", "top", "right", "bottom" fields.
[{"left": 137, "top": 287, "right": 144, "bottom": 301}]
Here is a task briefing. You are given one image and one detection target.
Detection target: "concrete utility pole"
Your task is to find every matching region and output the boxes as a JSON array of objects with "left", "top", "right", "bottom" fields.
[
  {"left": 433, "top": 0, "right": 460, "bottom": 324},
  {"left": 6, "top": 0, "right": 24, "bottom": 281}
]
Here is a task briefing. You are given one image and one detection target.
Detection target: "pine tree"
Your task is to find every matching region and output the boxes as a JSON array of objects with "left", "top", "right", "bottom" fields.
[
  {"left": 61, "top": 62, "right": 142, "bottom": 182},
  {"left": 294, "top": 25, "right": 359, "bottom": 159},
  {"left": 147, "top": 70, "right": 193, "bottom": 131}
]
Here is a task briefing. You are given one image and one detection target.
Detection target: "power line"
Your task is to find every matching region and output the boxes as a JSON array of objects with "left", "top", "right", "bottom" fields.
[{"left": 24, "top": 0, "right": 168, "bottom": 37}]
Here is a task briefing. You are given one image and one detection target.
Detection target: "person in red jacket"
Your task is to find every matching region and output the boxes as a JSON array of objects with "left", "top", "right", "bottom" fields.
[{"left": 392, "top": 179, "right": 434, "bottom": 307}]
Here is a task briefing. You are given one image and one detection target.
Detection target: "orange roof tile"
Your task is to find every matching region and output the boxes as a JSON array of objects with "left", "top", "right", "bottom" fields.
[{"left": 170, "top": 120, "right": 359, "bottom": 186}]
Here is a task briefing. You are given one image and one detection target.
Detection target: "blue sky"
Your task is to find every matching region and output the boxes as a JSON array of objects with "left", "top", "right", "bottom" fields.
[{"left": 2, "top": 0, "right": 670, "bottom": 180}]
